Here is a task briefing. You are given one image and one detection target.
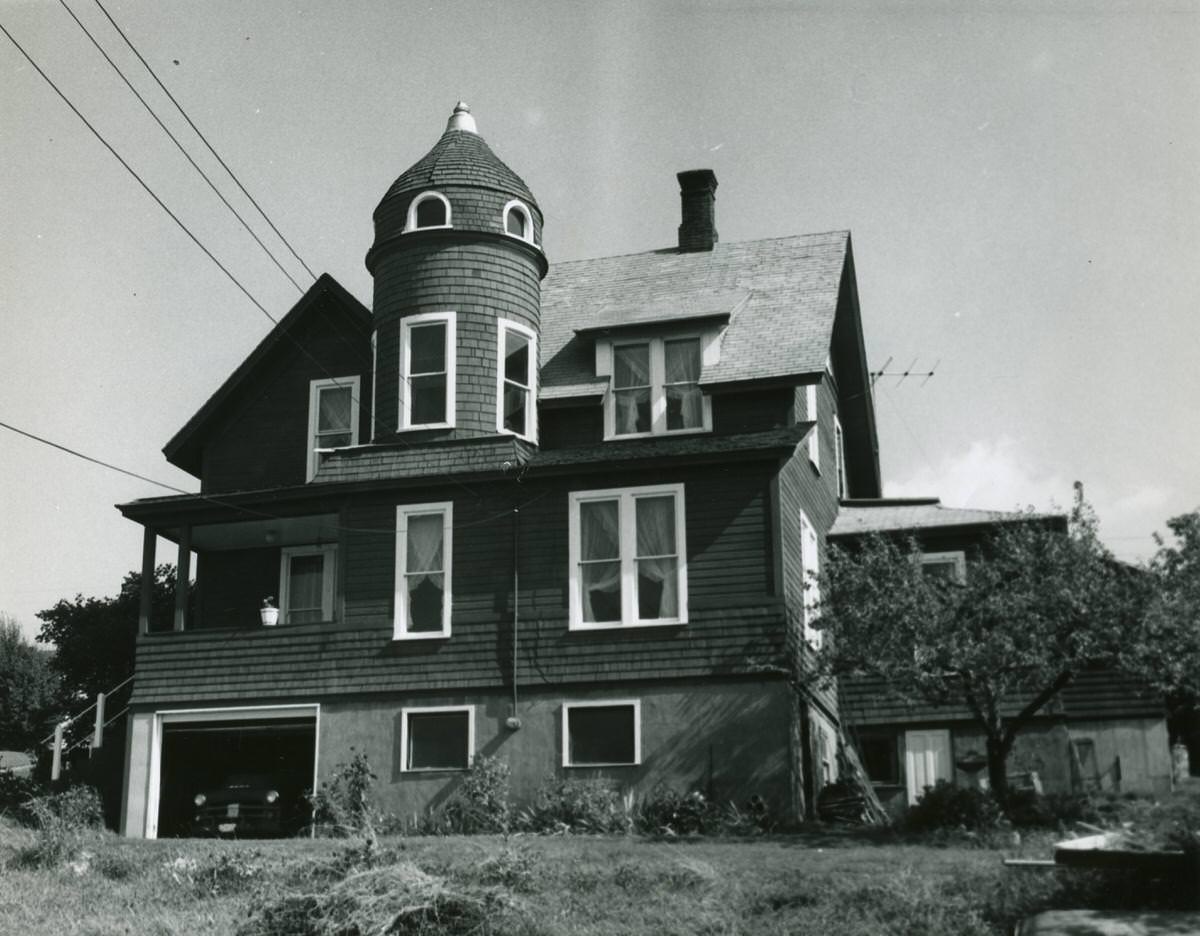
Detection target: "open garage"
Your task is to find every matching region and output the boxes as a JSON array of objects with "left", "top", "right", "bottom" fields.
[{"left": 155, "top": 713, "right": 316, "bottom": 838}]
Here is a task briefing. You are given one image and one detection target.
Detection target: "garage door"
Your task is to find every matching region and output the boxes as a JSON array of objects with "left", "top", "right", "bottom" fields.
[{"left": 156, "top": 715, "right": 316, "bottom": 838}]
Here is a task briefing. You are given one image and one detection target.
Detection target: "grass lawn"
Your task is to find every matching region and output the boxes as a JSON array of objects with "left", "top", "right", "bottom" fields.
[{"left": 0, "top": 822, "right": 1182, "bottom": 936}]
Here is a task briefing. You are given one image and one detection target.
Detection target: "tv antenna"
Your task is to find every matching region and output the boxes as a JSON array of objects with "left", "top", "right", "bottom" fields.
[{"left": 870, "top": 356, "right": 939, "bottom": 387}]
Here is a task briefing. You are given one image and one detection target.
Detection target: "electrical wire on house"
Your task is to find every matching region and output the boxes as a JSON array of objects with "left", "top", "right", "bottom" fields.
[
  {"left": 89, "top": 0, "right": 318, "bottom": 285},
  {"left": 55, "top": 0, "right": 307, "bottom": 293}
]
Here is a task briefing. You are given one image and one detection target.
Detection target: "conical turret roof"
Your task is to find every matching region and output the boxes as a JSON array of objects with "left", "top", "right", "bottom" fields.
[{"left": 374, "top": 104, "right": 539, "bottom": 216}]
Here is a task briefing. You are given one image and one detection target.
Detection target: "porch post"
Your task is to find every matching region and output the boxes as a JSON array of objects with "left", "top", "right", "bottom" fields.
[
  {"left": 174, "top": 525, "right": 190, "bottom": 632},
  {"left": 92, "top": 692, "right": 106, "bottom": 751},
  {"left": 139, "top": 526, "right": 155, "bottom": 635}
]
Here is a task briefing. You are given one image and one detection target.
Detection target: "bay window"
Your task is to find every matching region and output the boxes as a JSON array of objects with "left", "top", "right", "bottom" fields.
[{"left": 568, "top": 483, "right": 687, "bottom": 629}]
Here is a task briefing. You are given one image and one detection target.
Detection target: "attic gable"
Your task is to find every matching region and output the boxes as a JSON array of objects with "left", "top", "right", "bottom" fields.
[{"left": 163, "top": 274, "right": 371, "bottom": 479}]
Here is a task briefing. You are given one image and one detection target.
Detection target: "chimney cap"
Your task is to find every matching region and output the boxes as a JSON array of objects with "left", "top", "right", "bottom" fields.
[
  {"left": 446, "top": 101, "right": 477, "bottom": 134},
  {"left": 677, "top": 168, "right": 718, "bottom": 192}
]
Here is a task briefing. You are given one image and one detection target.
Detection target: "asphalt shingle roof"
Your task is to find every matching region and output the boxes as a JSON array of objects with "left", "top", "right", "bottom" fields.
[
  {"left": 829, "top": 500, "right": 1049, "bottom": 537},
  {"left": 539, "top": 231, "right": 849, "bottom": 396}
]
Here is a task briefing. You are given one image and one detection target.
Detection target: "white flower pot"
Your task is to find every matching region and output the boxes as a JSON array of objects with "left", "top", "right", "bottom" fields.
[{"left": 260, "top": 607, "right": 280, "bottom": 627}]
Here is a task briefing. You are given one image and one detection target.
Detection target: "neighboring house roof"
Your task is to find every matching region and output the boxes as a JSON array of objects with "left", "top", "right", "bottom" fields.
[
  {"left": 162, "top": 274, "right": 370, "bottom": 476},
  {"left": 0, "top": 750, "right": 33, "bottom": 773},
  {"left": 539, "top": 231, "right": 850, "bottom": 396},
  {"left": 376, "top": 125, "right": 539, "bottom": 214},
  {"left": 829, "top": 499, "right": 1055, "bottom": 537}
]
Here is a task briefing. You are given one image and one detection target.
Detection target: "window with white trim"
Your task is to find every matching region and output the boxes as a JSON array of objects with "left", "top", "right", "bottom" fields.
[
  {"left": 606, "top": 336, "right": 709, "bottom": 438},
  {"left": 920, "top": 551, "right": 966, "bottom": 584},
  {"left": 568, "top": 483, "right": 687, "bottom": 629},
  {"left": 562, "top": 700, "right": 640, "bottom": 767},
  {"left": 395, "top": 502, "right": 453, "bottom": 639},
  {"left": 799, "top": 510, "right": 822, "bottom": 648},
  {"left": 806, "top": 383, "right": 820, "bottom": 470},
  {"left": 502, "top": 199, "right": 534, "bottom": 244},
  {"left": 370, "top": 332, "right": 378, "bottom": 442},
  {"left": 307, "top": 377, "right": 359, "bottom": 481},
  {"left": 497, "top": 319, "right": 536, "bottom": 440},
  {"left": 400, "top": 312, "right": 455, "bottom": 429},
  {"left": 834, "top": 414, "right": 846, "bottom": 499},
  {"left": 405, "top": 191, "right": 451, "bottom": 231},
  {"left": 279, "top": 545, "right": 336, "bottom": 624},
  {"left": 401, "top": 706, "right": 473, "bottom": 771}
]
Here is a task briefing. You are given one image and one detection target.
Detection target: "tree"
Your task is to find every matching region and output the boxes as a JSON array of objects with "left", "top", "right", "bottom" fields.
[
  {"left": 1135, "top": 510, "right": 1200, "bottom": 698},
  {"left": 814, "top": 496, "right": 1157, "bottom": 805},
  {"left": 0, "top": 613, "right": 59, "bottom": 751},
  {"left": 35, "top": 565, "right": 178, "bottom": 703}
]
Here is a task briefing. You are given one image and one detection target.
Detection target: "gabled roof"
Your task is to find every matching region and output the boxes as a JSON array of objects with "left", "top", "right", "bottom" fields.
[
  {"left": 829, "top": 498, "right": 1059, "bottom": 537},
  {"left": 538, "top": 231, "right": 849, "bottom": 396},
  {"left": 162, "top": 274, "right": 370, "bottom": 477}
]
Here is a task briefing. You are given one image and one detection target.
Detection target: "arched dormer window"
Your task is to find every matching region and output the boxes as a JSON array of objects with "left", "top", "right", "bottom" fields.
[
  {"left": 502, "top": 199, "right": 534, "bottom": 244},
  {"left": 405, "top": 191, "right": 451, "bottom": 232}
]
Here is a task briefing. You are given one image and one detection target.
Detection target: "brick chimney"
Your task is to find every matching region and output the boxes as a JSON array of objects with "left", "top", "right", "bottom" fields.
[{"left": 677, "top": 169, "right": 718, "bottom": 252}]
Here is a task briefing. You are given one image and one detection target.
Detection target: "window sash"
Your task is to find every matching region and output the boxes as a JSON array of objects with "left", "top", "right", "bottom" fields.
[
  {"left": 308, "top": 377, "right": 359, "bottom": 481},
  {"left": 395, "top": 503, "right": 453, "bottom": 638},
  {"left": 279, "top": 545, "right": 335, "bottom": 625},
  {"left": 562, "top": 701, "right": 641, "bottom": 767},
  {"left": 569, "top": 485, "right": 687, "bottom": 629},
  {"left": 800, "top": 510, "right": 822, "bottom": 648},
  {"left": 402, "top": 706, "right": 473, "bottom": 771},
  {"left": 609, "top": 336, "right": 707, "bottom": 438},
  {"left": 401, "top": 315, "right": 455, "bottom": 429},
  {"left": 497, "top": 320, "right": 536, "bottom": 441}
]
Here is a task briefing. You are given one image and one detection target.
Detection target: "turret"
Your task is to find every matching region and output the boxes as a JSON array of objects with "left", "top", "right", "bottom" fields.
[{"left": 366, "top": 104, "right": 546, "bottom": 443}]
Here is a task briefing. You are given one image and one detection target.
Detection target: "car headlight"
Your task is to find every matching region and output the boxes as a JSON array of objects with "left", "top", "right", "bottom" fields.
[
  {"left": 265, "top": 790, "right": 279, "bottom": 804},
  {"left": 193, "top": 793, "right": 207, "bottom": 807}
]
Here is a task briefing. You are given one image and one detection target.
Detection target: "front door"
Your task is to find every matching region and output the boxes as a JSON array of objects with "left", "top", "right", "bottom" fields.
[{"left": 904, "top": 729, "right": 952, "bottom": 805}]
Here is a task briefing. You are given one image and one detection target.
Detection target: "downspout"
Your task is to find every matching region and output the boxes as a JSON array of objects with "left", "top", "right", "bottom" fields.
[{"left": 505, "top": 506, "right": 522, "bottom": 730}]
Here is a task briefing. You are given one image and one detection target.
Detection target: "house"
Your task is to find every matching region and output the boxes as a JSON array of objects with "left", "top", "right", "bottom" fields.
[
  {"left": 116, "top": 103, "right": 879, "bottom": 837},
  {"left": 829, "top": 498, "right": 1173, "bottom": 814}
]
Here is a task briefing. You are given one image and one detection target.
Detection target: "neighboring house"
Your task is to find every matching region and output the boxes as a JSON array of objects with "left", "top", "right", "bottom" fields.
[
  {"left": 830, "top": 499, "right": 1172, "bottom": 814},
  {"left": 116, "top": 104, "right": 882, "bottom": 837}
]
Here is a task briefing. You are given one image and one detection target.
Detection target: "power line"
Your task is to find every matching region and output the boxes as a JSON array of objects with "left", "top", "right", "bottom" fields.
[
  {"left": 0, "top": 18, "right": 281, "bottom": 328},
  {"left": 90, "top": 0, "right": 318, "bottom": 283},
  {"left": 55, "top": 0, "right": 306, "bottom": 293}
]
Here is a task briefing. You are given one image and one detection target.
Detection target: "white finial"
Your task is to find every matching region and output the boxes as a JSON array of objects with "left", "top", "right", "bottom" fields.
[{"left": 446, "top": 101, "right": 477, "bottom": 133}]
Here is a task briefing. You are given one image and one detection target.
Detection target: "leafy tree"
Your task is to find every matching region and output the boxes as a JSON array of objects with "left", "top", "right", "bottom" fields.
[
  {"left": 35, "top": 565, "right": 178, "bottom": 703},
  {"left": 0, "top": 613, "right": 59, "bottom": 750},
  {"left": 1136, "top": 510, "right": 1200, "bottom": 698},
  {"left": 814, "top": 496, "right": 1158, "bottom": 805}
]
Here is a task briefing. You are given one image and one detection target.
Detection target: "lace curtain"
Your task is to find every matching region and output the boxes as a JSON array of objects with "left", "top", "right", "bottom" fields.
[
  {"left": 406, "top": 514, "right": 444, "bottom": 631},
  {"left": 635, "top": 496, "right": 677, "bottom": 619},
  {"left": 580, "top": 500, "right": 621, "bottom": 622},
  {"left": 614, "top": 344, "right": 651, "bottom": 434},
  {"left": 665, "top": 339, "right": 703, "bottom": 430}
]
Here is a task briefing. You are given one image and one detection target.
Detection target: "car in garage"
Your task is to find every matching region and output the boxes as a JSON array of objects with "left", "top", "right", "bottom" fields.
[{"left": 191, "top": 773, "right": 288, "bottom": 837}]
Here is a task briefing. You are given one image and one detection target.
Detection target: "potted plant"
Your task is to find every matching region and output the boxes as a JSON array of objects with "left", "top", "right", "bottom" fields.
[{"left": 260, "top": 597, "right": 279, "bottom": 627}]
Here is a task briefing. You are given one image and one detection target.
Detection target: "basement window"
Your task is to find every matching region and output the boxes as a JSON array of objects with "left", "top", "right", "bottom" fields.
[
  {"left": 401, "top": 706, "right": 473, "bottom": 771},
  {"left": 562, "top": 701, "right": 640, "bottom": 767},
  {"left": 920, "top": 551, "right": 966, "bottom": 584},
  {"left": 405, "top": 191, "right": 451, "bottom": 231}
]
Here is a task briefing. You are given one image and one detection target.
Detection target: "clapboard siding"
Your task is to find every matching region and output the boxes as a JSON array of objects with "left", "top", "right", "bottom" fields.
[
  {"left": 201, "top": 302, "right": 372, "bottom": 494},
  {"left": 131, "top": 461, "right": 787, "bottom": 705},
  {"left": 841, "top": 670, "right": 1164, "bottom": 727}
]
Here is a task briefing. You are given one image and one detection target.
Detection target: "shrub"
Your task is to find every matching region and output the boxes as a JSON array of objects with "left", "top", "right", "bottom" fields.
[
  {"left": 441, "top": 754, "right": 511, "bottom": 833},
  {"left": 635, "top": 786, "right": 710, "bottom": 835},
  {"left": 906, "top": 780, "right": 1003, "bottom": 833},
  {"left": 10, "top": 784, "right": 105, "bottom": 868},
  {"left": 0, "top": 769, "right": 41, "bottom": 823},
  {"left": 1006, "top": 791, "right": 1101, "bottom": 829},
  {"left": 515, "top": 776, "right": 630, "bottom": 834},
  {"left": 310, "top": 749, "right": 376, "bottom": 836}
]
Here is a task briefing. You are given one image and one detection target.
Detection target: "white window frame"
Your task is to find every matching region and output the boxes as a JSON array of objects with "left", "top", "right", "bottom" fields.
[
  {"left": 404, "top": 191, "right": 452, "bottom": 232},
  {"left": 400, "top": 705, "right": 474, "bottom": 772},
  {"left": 561, "top": 699, "right": 641, "bottom": 767},
  {"left": 806, "top": 383, "right": 820, "bottom": 471},
  {"left": 279, "top": 544, "right": 337, "bottom": 624},
  {"left": 920, "top": 550, "right": 967, "bottom": 584},
  {"left": 400, "top": 311, "right": 456, "bottom": 430},
  {"left": 394, "top": 501, "right": 453, "bottom": 640},
  {"left": 307, "top": 376, "right": 360, "bottom": 481},
  {"left": 370, "top": 331, "right": 378, "bottom": 443},
  {"left": 799, "top": 510, "right": 822, "bottom": 649},
  {"left": 501, "top": 198, "right": 536, "bottom": 245},
  {"left": 567, "top": 483, "right": 688, "bottom": 631},
  {"left": 496, "top": 318, "right": 537, "bottom": 442},
  {"left": 833, "top": 413, "right": 846, "bottom": 499},
  {"left": 600, "top": 335, "right": 712, "bottom": 440}
]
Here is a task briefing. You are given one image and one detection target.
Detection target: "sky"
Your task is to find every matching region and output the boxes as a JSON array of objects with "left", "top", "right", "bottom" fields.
[{"left": 1, "top": 0, "right": 1197, "bottom": 644}]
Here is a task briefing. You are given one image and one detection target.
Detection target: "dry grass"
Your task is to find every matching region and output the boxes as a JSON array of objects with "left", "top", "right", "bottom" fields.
[{"left": 0, "top": 820, "right": 1187, "bottom": 936}]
